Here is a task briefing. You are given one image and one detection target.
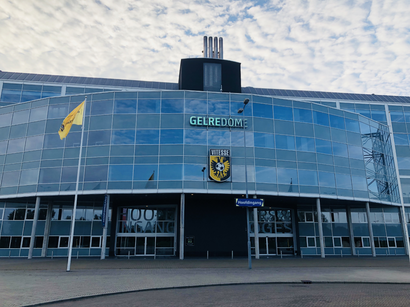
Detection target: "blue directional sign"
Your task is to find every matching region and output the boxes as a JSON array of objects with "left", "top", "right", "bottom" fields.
[{"left": 236, "top": 198, "right": 264, "bottom": 208}]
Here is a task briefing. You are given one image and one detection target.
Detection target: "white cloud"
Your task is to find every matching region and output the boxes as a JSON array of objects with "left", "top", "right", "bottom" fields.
[{"left": 0, "top": 0, "right": 409, "bottom": 96}]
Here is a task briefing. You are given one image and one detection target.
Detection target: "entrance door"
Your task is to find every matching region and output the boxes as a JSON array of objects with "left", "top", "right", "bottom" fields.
[
  {"left": 116, "top": 207, "right": 176, "bottom": 257},
  {"left": 136, "top": 237, "right": 155, "bottom": 256},
  {"left": 258, "top": 237, "right": 277, "bottom": 255},
  {"left": 253, "top": 209, "right": 295, "bottom": 256}
]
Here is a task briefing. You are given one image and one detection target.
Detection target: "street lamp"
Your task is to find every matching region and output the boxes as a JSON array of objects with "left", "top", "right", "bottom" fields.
[{"left": 238, "top": 98, "right": 252, "bottom": 269}]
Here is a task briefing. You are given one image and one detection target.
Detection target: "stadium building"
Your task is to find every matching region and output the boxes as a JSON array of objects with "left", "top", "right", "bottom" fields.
[{"left": 1, "top": 37, "right": 410, "bottom": 259}]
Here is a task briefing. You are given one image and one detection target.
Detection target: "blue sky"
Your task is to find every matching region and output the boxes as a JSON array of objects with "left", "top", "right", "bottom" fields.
[{"left": 0, "top": 0, "right": 409, "bottom": 96}]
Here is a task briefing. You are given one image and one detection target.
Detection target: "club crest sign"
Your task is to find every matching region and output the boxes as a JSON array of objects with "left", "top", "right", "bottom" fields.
[{"left": 209, "top": 149, "right": 231, "bottom": 182}]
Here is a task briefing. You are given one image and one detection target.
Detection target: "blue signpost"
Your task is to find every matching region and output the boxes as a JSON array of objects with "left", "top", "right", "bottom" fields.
[{"left": 236, "top": 198, "right": 264, "bottom": 208}]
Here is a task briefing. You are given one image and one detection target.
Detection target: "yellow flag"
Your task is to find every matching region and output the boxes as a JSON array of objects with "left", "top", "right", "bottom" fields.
[{"left": 58, "top": 101, "right": 85, "bottom": 140}]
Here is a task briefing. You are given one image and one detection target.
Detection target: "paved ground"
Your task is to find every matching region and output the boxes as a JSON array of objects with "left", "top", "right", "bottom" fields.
[
  {"left": 2, "top": 256, "right": 410, "bottom": 306},
  {"left": 45, "top": 284, "right": 410, "bottom": 307}
]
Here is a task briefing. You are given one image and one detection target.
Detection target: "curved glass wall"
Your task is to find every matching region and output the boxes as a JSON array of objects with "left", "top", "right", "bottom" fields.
[{"left": 0, "top": 91, "right": 400, "bottom": 204}]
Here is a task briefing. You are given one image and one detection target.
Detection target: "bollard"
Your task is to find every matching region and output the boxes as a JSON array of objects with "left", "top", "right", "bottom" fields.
[
  {"left": 207, "top": 251, "right": 209, "bottom": 260},
  {"left": 231, "top": 250, "right": 233, "bottom": 260},
  {"left": 154, "top": 253, "right": 156, "bottom": 260},
  {"left": 386, "top": 250, "right": 388, "bottom": 256},
  {"left": 395, "top": 249, "right": 397, "bottom": 256},
  {"left": 341, "top": 250, "right": 343, "bottom": 258},
  {"left": 357, "top": 249, "right": 359, "bottom": 257},
  {"left": 9, "top": 250, "right": 11, "bottom": 258},
  {"left": 128, "top": 251, "right": 130, "bottom": 260},
  {"left": 77, "top": 251, "right": 79, "bottom": 259},
  {"left": 301, "top": 250, "right": 303, "bottom": 259},
  {"left": 51, "top": 251, "right": 54, "bottom": 259},
  {"left": 280, "top": 250, "right": 283, "bottom": 259}
]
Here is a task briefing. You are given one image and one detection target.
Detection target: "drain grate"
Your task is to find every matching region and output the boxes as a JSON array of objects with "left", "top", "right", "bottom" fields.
[{"left": 301, "top": 280, "right": 312, "bottom": 284}]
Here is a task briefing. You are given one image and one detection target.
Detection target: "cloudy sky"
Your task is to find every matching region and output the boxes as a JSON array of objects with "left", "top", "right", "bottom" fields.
[{"left": 1, "top": 0, "right": 409, "bottom": 96}]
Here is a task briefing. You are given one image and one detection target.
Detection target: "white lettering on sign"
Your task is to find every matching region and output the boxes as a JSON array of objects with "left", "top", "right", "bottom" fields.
[{"left": 189, "top": 116, "right": 247, "bottom": 128}]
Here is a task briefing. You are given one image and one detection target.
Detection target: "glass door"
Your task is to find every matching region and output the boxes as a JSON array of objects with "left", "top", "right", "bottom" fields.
[
  {"left": 253, "top": 209, "right": 294, "bottom": 256},
  {"left": 258, "top": 237, "right": 277, "bottom": 255},
  {"left": 116, "top": 206, "right": 176, "bottom": 257}
]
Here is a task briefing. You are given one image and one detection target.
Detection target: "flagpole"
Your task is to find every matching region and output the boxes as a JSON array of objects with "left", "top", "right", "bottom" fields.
[{"left": 67, "top": 96, "right": 87, "bottom": 272}]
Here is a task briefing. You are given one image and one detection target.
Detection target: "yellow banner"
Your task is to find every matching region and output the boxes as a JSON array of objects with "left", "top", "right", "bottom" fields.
[{"left": 58, "top": 101, "right": 85, "bottom": 140}]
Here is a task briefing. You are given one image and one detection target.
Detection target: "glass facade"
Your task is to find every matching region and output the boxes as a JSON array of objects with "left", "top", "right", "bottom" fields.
[
  {"left": 0, "top": 74, "right": 409, "bottom": 259},
  {"left": 0, "top": 200, "right": 111, "bottom": 257},
  {"left": 0, "top": 91, "right": 399, "bottom": 204}
]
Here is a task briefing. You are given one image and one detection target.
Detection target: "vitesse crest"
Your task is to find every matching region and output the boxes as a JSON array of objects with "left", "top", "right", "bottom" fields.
[{"left": 209, "top": 149, "right": 231, "bottom": 182}]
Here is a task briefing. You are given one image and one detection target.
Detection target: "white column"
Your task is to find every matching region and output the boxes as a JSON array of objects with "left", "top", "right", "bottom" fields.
[
  {"left": 346, "top": 206, "right": 356, "bottom": 256},
  {"left": 365, "top": 202, "right": 376, "bottom": 257},
  {"left": 179, "top": 193, "right": 185, "bottom": 260},
  {"left": 316, "top": 198, "right": 325, "bottom": 258},
  {"left": 28, "top": 197, "right": 40, "bottom": 259},
  {"left": 41, "top": 202, "right": 53, "bottom": 257},
  {"left": 101, "top": 194, "right": 110, "bottom": 260},
  {"left": 253, "top": 208, "right": 259, "bottom": 259}
]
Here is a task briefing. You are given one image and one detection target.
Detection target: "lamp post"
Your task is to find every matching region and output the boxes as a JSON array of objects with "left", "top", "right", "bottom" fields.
[{"left": 238, "top": 98, "right": 252, "bottom": 269}]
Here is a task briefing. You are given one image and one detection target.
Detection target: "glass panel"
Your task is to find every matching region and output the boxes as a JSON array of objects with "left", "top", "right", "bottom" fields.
[
  {"left": 146, "top": 237, "right": 155, "bottom": 254},
  {"left": 253, "top": 103, "right": 273, "bottom": 118},
  {"left": 112, "top": 130, "right": 135, "bottom": 145},
  {"left": 160, "top": 129, "right": 183, "bottom": 144},
  {"left": 161, "top": 99, "right": 184, "bottom": 113},
  {"left": 329, "top": 115, "right": 345, "bottom": 129},
  {"left": 136, "top": 237, "right": 144, "bottom": 255},
  {"left": 184, "top": 130, "right": 207, "bottom": 145},
  {"left": 114, "top": 99, "right": 137, "bottom": 114},
  {"left": 294, "top": 108, "right": 312, "bottom": 123},
  {"left": 185, "top": 99, "right": 207, "bottom": 114},
  {"left": 138, "top": 99, "right": 160, "bottom": 113},
  {"left": 136, "top": 130, "right": 159, "bottom": 144},
  {"left": 12, "top": 110, "right": 30, "bottom": 125},
  {"left": 208, "top": 100, "right": 229, "bottom": 116},
  {"left": 259, "top": 238, "right": 267, "bottom": 254},
  {"left": 296, "top": 137, "right": 315, "bottom": 152},
  {"left": 48, "top": 105, "right": 68, "bottom": 119},
  {"left": 274, "top": 106, "right": 292, "bottom": 121},
  {"left": 298, "top": 170, "right": 318, "bottom": 186},
  {"left": 7, "top": 138, "right": 25, "bottom": 153},
  {"left": 275, "top": 135, "right": 295, "bottom": 150},
  {"left": 26, "top": 135, "right": 44, "bottom": 151},
  {"left": 319, "top": 172, "right": 335, "bottom": 187},
  {"left": 267, "top": 238, "right": 276, "bottom": 254},
  {"left": 109, "top": 165, "right": 133, "bottom": 181},
  {"left": 313, "top": 111, "right": 329, "bottom": 126},
  {"left": 91, "top": 100, "right": 113, "bottom": 115},
  {"left": 159, "top": 164, "right": 182, "bottom": 180}
]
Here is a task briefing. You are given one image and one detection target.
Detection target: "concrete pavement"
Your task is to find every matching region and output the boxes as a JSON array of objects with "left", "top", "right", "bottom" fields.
[{"left": 2, "top": 256, "right": 410, "bottom": 306}]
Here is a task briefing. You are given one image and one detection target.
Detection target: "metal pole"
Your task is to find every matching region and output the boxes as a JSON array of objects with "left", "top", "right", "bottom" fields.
[
  {"left": 243, "top": 102, "right": 251, "bottom": 269},
  {"left": 67, "top": 97, "right": 87, "bottom": 272},
  {"left": 253, "top": 208, "right": 259, "bottom": 259},
  {"left": 28, "top": 196, "right": 41, "bottom": 259}
]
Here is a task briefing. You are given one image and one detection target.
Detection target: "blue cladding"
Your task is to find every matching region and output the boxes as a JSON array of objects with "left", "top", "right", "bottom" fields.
[{"left": 0, "top": 89, "right": 401, "bottom": 204}]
